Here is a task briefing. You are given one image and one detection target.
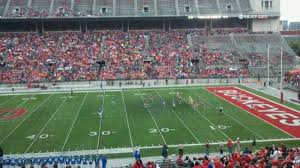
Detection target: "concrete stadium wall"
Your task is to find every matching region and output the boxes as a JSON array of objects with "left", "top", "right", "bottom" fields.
[
  {"left": 252, "top": 18, "right": 281, "bottom": 32},
  {"left": 0, "top": 78, "right": 279, "bottom": 94},
  {"left": 249, "top": 0, "right": 280, "bottom": 14}
]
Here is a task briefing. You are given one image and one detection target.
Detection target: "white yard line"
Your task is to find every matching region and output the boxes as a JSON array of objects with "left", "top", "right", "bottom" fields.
[
  {"left": 171, "top": 88, "right": 231, "bottom": 140},
  {"left": 61, "top": 92, "right": 88, "bottom": 151},
  {"left": 97, "top": 91, "right": 105, "bottom": 151},
  {"left": 24, "top": 96, "right": 68, "bottom": 153},
  {"left": 154, "top": 89, "right": 201, "bottom": 144},
  {"left": 137, "top": 89, "right": 167, "bottom": 145},
  {"left": 1, "top": 94, "right": 35, "bottom": 110},
  {"left": 0, "top": 85, "right": 204, "bottom": 96},
  {"left": 121, "top": 89, "right": 134, "bottom": 148},
  {"left": 206, "top": 87, "right": 296, "bottom": 138},
  {"left": 0, "top": 94, "right": 52, "bottom": 144},
  {"left": 0, "top": 95, "right": 17, "bottom": 106},
  {"left": 195, "top": 88, "right": 265, "bottom": 140},
  {"left": 8, "top": 137, "right": 300, "bottom": 157}
]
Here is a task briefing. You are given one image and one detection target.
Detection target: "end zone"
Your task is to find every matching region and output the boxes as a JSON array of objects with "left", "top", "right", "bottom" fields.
[{"left": 206, "top": 86, "right": 300, "bottom": 138}]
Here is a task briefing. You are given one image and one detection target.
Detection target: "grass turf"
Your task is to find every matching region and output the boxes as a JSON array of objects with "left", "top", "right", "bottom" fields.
[{"left": 0, "top": 85, "right": 299, "bottom": 155}]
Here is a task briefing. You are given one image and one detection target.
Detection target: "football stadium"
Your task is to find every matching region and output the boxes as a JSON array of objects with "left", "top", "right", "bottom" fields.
[{"left": 0, "top": 0, "right": 300, "bottom": 167}]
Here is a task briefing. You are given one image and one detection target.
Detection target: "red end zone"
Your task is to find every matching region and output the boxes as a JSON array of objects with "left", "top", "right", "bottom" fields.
[{"left": 206, "top": 86, "right": 300, "bottom": 138}]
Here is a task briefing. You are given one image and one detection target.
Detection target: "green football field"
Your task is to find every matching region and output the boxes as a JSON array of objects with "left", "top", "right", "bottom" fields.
[{"left": 0, "top": 85, "right": 299, "bottom": 155}]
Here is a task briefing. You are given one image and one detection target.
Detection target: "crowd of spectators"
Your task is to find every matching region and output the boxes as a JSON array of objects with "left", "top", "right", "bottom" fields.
[
  {"left": 5, "top": 2, "right": 71, "bottom": 18},
  {"left": 131, "top": 141, "right": 300, "bottom": 168},
  {"left": 284, "top": 72, "right": 300, "bottom": 91},
  {"left": 27, "top": 7, "right": 49, "bottom": 17},
  {"left": 0, "top": 30, "right": 274, "bottom": 84}
]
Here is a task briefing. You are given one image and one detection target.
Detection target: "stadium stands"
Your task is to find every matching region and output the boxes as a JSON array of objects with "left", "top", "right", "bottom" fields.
[
  {"left": 197, "top": 0, "right": 219, "bottom": 15},
  {"left": 115, "top": 0, "right": 135, "bottom": 16},
  {"left": 232, "top": 34, "right": 296, "bottom": 67},
  {"left": 0, "top": 30, "right": 297, "bottom": 84},
  {"left": 0, "top": 0, "right": 7, "bottom": 17},
  {"left": 0, "top": 0, "right": 255, "bottom": 17},
  {"left": 137, "top": 0, "right": 155, "bottom": 16},
  {"left": 1, "top": 144, "right": 300, "bottom": 167},
  {"left": 239, "top": 0, "right": 252, "bottom": 13},
  {"left": 6, "top": 0, "right": 27, "bottom": 17},
  {"left": 157, "top": 0, "right": 177, "bottom": 16},
  {"left": 73, "top": 0, "right": 93, "bottom": 16},
  {"left": 178, "top": 0, "right": 197, "bottom": 16},
  {"left": 94, "top": 0, "right": 113, "bottom": 16},
  {"left": 1, "top": 155, "right": 107, "bottom": 168},
  {"left": 218, "top": 0, "right": 241, "bottom": 15},
  {"left": 52, "top": 0, "right": 72, "bottom": 17},
  {"left": 28, "top": 0, "right": 50, "bottom": 17}
]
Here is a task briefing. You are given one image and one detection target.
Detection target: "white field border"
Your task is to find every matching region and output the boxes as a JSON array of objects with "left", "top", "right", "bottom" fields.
[
  {"left": 137, "top": 89, "right": 167, "bottom": 145},
  {"left": 0, "top": 94, "right": 53, "bottom": 144},
  {"left": 0, "top": 86, "right": 233, "bottom": 97},
  {"left": 171, "top": 88, "right": 231, "bottom": 140},
  {"left": 205, "top": 86, "right": 296, "bottom": 138},
  {"left": 7, "top": 138, "right": 300, "bottom": 158},
  {"left": 61, "top": 92, "right": 89, "bottom": 151},
  {"left": 195, "top": 87, "right": 265, "bottom": 139},
  {"left": 24, "top": 95, "right": 69, "bottom": 153},
  {"left": 121, "top": 89, "right": 134, "bottom": 148},
  {"left": 154, "top": 89, "right": 201, "bottom": 144}
]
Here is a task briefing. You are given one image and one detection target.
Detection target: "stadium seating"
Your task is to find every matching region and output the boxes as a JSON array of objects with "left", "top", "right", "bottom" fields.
[
  {"left": 218, "top": 0, "right": 241, "bottom": 15},
  {"left": 233, "top": 34, "right": 296, "bottom": 67},
  {"left": 1, "top": 155, "right": 107, "bottom": 168},
  {"left": 94, "top": 0, "right": 113, "bottom": 16},
  {"left": 157, "top": 0, "right": 177, "bottom": 16},
  {"left": 137, "top": 0, "right": 155, "bottom": 16},
  {"left": 0, "top": 0, "right": 7, "bottom": 17},
  {"left": 239, "top": 0, "right": 252, "bottom": 13},
  {"left": 0, "top": 30, "right": 296, "bottom": 84},
  {"left": 178, "top": 0, "right": 198, "bottom": 15},
  {"left": 28, "top": 0, "right": 50, "bottom": 17},
  {"left": 52, "top": 0, "right": 72, "bottom": 17},
  {"left": 1, "top": 144, "right": 299, "bottom": 167},
  {"left": 0, "top": 0, "right": 256, "bottom": 18},
  {"left": 197, "top": 0, "right": 219, "bottom": 14},
  {"left": 73, "top": 0, "right": 93, "bottom": 16},
  {"left": 115, "top": 0, "right": 135, "bottom": 16},
  {"left": 6, "top": 0, "right": 27, "bottom": 17}
]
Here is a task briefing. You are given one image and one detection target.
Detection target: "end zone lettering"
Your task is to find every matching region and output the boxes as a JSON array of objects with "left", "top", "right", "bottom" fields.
[{"left": 206, "top": 86, "right": 300, "bottom": 138}]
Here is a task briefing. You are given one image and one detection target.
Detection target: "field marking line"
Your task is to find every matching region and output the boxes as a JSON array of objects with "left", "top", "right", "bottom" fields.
[
  {"left": 195, "top": 88, "right": 265, "bottom": 140},
  {"left": 0, "top": 86, "right": 203, "bottom": 96},
  {"left": 1, "top": 94, "right": 35, "bottom": 109},
  {"left": 154, "top": 89, "right": 201, "bottom": 144},
  {"left": 121, "top": 89, "right": 134, "bottom": 148},
  {"left": 206, "top": 86, "right": 296, "bottom": 138},
  {"left": 24, "top": 95, "right": 69, "bottom": 153},
  {"left": 171, "top": 88, "right": 231, "bottom": 140},
  {"left": 0, "top": 94, "right": 52, "bottom": 144},
  {"left": 0, "top": 95, "right": 17, "bottom": 106},
  {"left": 137, "top": 89, "right": 167, "bottom": 145},
  {"left": 6, "top": 137, "right": 300, "bottom": 157},
  {"left": 97, "top": 91, "right": 105, "bottom": 151},
  {"left": 61, "top": 92, "right": 89, "bottom": 151}
]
